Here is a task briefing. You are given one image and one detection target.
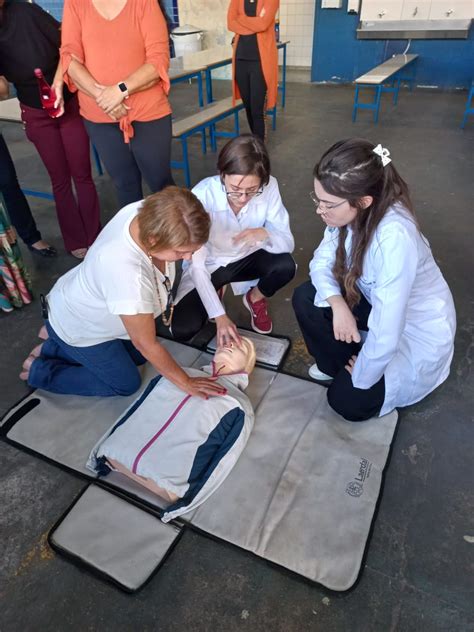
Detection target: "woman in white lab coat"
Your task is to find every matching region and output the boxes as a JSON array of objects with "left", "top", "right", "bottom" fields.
[
  {"left": 292, "top": 138, "right": 456, "bottom": 421},
  {"left": 172, "top": 134, "right": 296, "bottom": 345}
]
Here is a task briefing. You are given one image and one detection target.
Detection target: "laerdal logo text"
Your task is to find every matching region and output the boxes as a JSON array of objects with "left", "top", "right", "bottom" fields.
[{"left": 346, "top": 458, "right": 373, "bottom": 497}]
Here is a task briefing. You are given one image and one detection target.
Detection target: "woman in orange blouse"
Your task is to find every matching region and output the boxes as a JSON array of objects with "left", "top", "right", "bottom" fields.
[
  {"left": 227, "top": 0, "right": 279, "bottom": 141},
  {"left": 61, "top": 0, "right": 174, "bottom": 208}
]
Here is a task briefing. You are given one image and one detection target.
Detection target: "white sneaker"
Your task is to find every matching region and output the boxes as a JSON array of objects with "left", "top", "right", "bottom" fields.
[{"left": 308, "top": 363, "right": 333, "bottom": 382}]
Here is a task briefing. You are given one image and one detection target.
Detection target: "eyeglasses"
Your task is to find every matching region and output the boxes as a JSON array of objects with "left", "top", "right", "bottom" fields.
[
  {"left": 224, "top": 186, "right": 264, "bottom": 200},
  {"left": 309, "top": 191, "right": 347, "bottom": 212}
]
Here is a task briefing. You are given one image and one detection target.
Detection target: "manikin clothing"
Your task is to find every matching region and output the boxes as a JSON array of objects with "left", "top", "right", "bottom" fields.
[
  {"left": 88, "top": 366, "right": 254, "bottom": 522},
  {"left": 310, "top": 204, "right": 456, "bottom": 415},
  {"left": 48, "top": 202, "right": 175, "bottom": 347},
  {"left": 175, "top": 175, "right": 294, "bottom": 319}
]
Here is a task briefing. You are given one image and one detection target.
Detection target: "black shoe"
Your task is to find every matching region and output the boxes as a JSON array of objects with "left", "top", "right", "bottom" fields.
[{"left": 27, "top": 244, "right": 57, "bottom": 258}]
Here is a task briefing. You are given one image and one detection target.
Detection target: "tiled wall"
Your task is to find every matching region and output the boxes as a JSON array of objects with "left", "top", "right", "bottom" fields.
[
  {"left": 161, "top": 0, "right": 180, "bottom": 28},
  {"left": 178, "top": 0, "right": 315, "bottom": 67},
  {"left": 35, "top": 0, "right": 63, "bottom": 20},
  {"left": 34, "top": 0, "right": 315, "bottom": 67},
  {"left": 278, "top": 0, "right": 316, "bottom": 67}
]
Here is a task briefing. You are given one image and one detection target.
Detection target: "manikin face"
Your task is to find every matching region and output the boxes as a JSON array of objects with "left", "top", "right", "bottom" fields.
[
  {"left": 313, "top": 179, "right": 358, "bottom": 228},
  {"left": 214, "top": 339, "right": 256, "bottom": 375}
]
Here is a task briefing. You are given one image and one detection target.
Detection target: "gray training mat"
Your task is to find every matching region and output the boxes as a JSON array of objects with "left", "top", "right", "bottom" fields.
[
  {"left": 49, "top": 484, "right": 181, "bottom": 592},
  {"left": 1, "top": 339, "right": 398, "bottom": 590},
  {"left": 1, "top": 339, "right": 203, "bottom": 474}
]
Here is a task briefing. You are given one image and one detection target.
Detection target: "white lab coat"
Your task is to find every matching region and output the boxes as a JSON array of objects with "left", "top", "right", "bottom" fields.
[
  {"left": 310, "top": 205, "right": 456, "bottom": 416},
  {"left": 175, "top": 175, "right": 295, "bottom": 319}
]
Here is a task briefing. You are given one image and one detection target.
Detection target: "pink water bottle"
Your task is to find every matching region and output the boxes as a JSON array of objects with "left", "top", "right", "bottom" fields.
[{"left": 34, "top": 68, "right": 61, "bottom": 118}]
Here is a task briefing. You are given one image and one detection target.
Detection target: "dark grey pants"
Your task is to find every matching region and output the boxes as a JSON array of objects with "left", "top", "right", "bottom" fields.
[
  {"left": 169, "top": 249, "right": 296, "bottom": 341},
  {"left": 0, "top": 132, "right": 41, "bottom": 246},
  {"left": 84, "top": 114, "right": 174, "bottom": 208}
]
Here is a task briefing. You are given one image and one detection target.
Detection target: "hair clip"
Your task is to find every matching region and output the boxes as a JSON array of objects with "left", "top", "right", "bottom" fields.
[{"left": 373, "top": 144, "right": 392, "bottom": 167}]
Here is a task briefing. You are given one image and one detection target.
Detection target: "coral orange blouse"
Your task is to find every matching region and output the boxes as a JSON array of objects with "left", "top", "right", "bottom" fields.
[
  {"left": 61, "top": 0, "right": 171, "bottom": 142},
  {"left": 227, "top": 0, "right": 279, "bottom": 110}
]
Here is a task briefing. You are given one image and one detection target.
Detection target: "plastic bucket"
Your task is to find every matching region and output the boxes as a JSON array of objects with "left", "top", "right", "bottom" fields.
[{"left": 171, "top": 24, "right": 204, "bottom": 56}]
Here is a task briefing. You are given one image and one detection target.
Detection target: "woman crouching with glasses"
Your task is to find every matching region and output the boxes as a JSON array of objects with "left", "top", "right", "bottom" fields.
[
  {"left": 20, "top": 187, "right": 226, "bottom": 400},
  {"left": 172, "top": 134, "right": 296, "bottom": 346},
  {"left": 292, "top": 138, "right": 456, "bottom": 422}
]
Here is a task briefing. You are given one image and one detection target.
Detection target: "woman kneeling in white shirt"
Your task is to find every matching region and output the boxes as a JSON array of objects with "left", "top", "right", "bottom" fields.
[
  {"left": 21, "top": 187, "right": 225, "bottom": 400},
  {"left": 173, "top": 134, "right": 296, "bottom": 345},
  {"left": 292, "top": 138, "right": 456, "bottom": 421}
]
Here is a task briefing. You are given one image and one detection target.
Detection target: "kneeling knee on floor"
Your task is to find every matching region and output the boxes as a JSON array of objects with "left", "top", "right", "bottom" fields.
[
  {"left": 327, "top": 388, "right": 371, "bottom": 422},
  {"left": 112, "top": 373, "right": 142, "bottom": 396}
]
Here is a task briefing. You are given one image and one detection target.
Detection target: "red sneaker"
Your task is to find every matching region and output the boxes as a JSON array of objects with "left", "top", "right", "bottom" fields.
[{"left": 243, "top": 289, "right": 273, "bottom": 334}]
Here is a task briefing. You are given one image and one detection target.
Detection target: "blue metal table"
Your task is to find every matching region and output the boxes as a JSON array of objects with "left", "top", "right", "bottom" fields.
[{"left": 173, "top": 41, "right": 289, "bottom": 107}]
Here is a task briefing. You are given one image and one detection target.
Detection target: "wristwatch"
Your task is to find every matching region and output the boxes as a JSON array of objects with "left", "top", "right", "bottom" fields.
[{"left": 118, "top": 82, "right": 129, "bottom": 99}]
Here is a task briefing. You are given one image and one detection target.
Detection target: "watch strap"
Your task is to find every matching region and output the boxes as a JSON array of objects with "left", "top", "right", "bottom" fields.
[{"left": 118, "top": 82, "right": 129, "bottom": 98}]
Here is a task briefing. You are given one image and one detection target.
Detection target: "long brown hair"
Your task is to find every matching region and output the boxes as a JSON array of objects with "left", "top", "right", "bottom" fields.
[{"left": 314, "top": 138, "right": 416, "bottom": 308}]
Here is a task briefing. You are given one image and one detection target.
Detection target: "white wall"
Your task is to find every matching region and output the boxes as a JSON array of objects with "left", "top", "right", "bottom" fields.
[
  {"left": 177, "top": 0, "right": 315, "bottom": 67},
  {"left": 279, "top": 0, "right": 316, "bottom": 67},
  {"left": 177, "top": 0, "right": 232, "bottom": 49}
]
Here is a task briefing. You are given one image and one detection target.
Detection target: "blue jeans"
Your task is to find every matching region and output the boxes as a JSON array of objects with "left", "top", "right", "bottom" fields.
[{"left": 28, "top": 321, "right": 147, "bottom": 397}]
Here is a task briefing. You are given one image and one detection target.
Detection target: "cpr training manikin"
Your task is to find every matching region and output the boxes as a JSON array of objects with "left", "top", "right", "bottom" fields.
[{"left": 87, "top": 338, "right": 256, "bottom": 522}]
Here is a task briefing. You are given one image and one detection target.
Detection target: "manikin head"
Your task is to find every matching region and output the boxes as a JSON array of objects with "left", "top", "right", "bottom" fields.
[{"left": 213, "top": 337, "right": 257, "bottom": 376}]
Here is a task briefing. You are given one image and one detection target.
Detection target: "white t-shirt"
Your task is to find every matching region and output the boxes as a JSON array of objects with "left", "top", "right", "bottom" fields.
[{"left": 48, "top": 202, "right": 175, "bottom": 347}]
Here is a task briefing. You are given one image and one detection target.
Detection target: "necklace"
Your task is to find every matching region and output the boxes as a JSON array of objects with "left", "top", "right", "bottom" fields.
[{"left": 148, "top": 255, "right": 175, "bottom": 327}]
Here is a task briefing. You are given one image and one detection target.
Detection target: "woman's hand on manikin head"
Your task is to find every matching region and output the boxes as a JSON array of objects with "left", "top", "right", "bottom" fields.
[
  {"left": 215, "top": 314, "right": 242, "bottom": 348},
  {"left": 214, "top": 340, "right": 254, "bottom": 376}
]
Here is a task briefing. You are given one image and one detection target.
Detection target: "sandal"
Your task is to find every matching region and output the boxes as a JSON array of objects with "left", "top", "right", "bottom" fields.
[{"left": 27, "top": 244, "right": 57, "bottom": 258}]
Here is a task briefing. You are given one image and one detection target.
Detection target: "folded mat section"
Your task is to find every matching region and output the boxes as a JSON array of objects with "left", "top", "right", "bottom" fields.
[{"left": 49, "top": 484, "right": 182, "bottom": 592}]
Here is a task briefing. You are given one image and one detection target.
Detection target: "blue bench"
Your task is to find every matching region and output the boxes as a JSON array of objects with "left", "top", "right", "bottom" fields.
[
  {"left": 353, "top": 54, "right": 418, "bottom": 124},
  {"left": 461, "top": 81, "right": 474, "bottom": 129},
  {"left": 171, "top": 96, "right": 244, "bottom": 187}
]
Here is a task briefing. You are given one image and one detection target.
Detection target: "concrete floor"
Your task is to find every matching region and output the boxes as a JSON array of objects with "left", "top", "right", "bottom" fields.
[{"left": 1, "top": 78, "right": 473, "bottom": 632}]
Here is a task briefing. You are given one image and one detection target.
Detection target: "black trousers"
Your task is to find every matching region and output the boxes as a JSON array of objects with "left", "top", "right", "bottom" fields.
[
  {"left": 84, "top": 114, "right": 174, "bottom": 208},
  {"left": 292, "top": 280, "right": 385, "bottom": 422},
  {"left": 170, "top": 249, "right": 296, "bottom": 341},
  {"left": 0, "top": 133, "right": 41, "bottom": 246},
  {"left": 235, "top": 58, "right": 267, "bottom": 141}
]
